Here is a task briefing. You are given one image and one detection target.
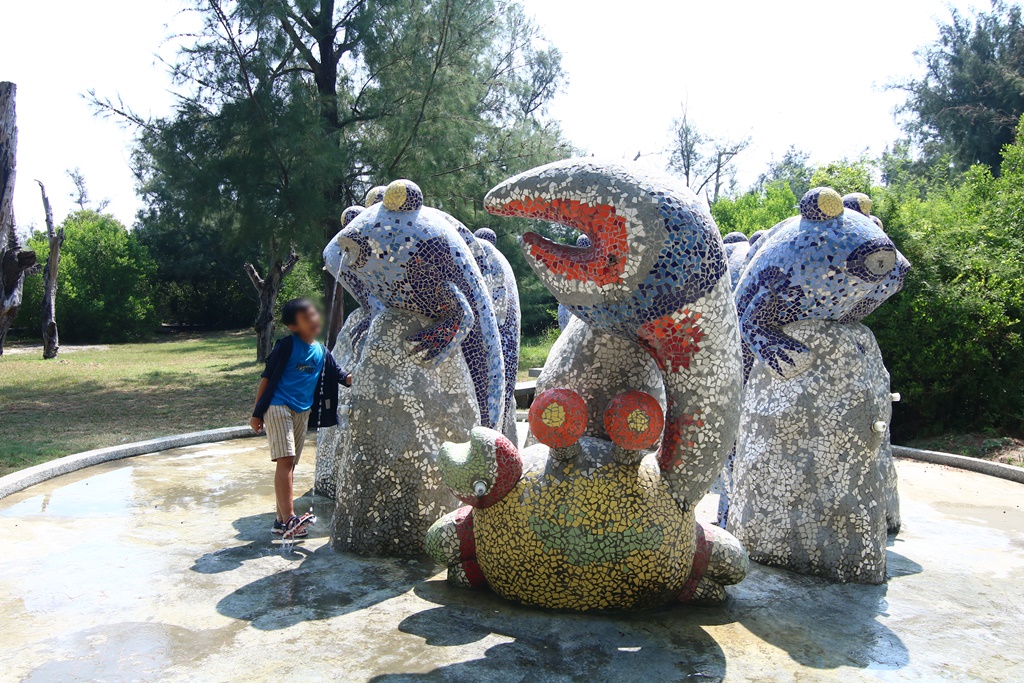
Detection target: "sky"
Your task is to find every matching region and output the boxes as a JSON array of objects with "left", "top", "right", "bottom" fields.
[{"left": 0, "top": 0, "right": 991, "bottom": 232}]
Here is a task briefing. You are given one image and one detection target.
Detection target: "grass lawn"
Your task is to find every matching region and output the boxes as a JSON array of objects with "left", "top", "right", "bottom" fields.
[
  {"left": 0, "top": 330, "right": 260, "bottom": 477},
  {"left": 518, "top": 329, "right": 557, "bottom": 381},
  {"left": 0, "top": 327, "right": 556, "bottom": 477},
  {"left": 2, "top": 325, "right": 1019, "bottom": 476}
]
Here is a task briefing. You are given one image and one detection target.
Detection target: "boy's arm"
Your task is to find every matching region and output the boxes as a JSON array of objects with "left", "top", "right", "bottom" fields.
[
  {"left": 326, "top": 351, "right": 353, "bottom": 387},
  {"left": 250, "top": 377, "right": 269, "bottom": 433}
]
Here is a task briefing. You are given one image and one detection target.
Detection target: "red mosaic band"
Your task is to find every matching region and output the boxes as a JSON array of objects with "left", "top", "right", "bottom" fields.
[
  {"left": 677, "top": 522, "right": 712, "bottom": 603},
  {"left": 453, "top": 506, "right": 477, "bottom": 562},
  {"left": 460, "top": 559, "right": 487, "bottom": 589}
]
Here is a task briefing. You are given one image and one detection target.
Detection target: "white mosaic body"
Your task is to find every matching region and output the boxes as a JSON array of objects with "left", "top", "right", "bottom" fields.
[
  {"left": 330, "top": 310, "right": 471, "bottom": 556},
  {"left": 529, "top": 315, "right": 665, "bottom": 445},
  {"left": 315, "top": 306, "right": 370, "bottom": 499},
  {"left": 729, "top": 320, "right": 892, "bottom": 583}
]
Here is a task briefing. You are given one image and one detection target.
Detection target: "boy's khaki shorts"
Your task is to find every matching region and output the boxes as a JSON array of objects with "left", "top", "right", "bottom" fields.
[{"left": 264, "top": 404, "right": 310, "bottom": 463}]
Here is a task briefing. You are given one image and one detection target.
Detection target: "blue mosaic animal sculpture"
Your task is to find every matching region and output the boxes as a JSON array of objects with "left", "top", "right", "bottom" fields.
[
  {"left": 723, "top": 232, "right": 751, "bottom": 290},
  {"left": 485, "top": 159, "right": 743, "bottom": 510},
  {"left": 335, "top": 204, "right": 384, "bottom": 351},
  {"left": 324, "top": 179, "right": 506, "bottom": 430},
  {"left": 724, "top": 188, "right": 910, "bottom": 579},
  {"left": 733, "top": 187, "right": 910, "bottom": 381},
  {"left": 471, "top": 227, "right": 522, "bottom": 444}
]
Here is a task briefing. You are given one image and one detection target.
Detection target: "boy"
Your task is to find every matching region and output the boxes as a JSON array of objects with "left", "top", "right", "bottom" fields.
[{"left": 250, "top": 298, "right": 352, "bottom": 538}]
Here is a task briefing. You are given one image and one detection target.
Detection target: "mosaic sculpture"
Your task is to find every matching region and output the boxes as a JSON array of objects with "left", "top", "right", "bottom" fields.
[
  {"left": 727, "top": 187, "right": 909, "bottom": 583},
  {"left": 425, "top": 159, "right": 749, "bottom": 610},
  {"left": 459, "top": 225, "right": 521, "bottom": 445},
  {"left": 842, "top": 193, "right": 901, "bottom": 534},
  {"left": 315, "top": 203, "right": 382, "bottom": 498},
  {"left": 531, "top": 315, "right": 665, "bottom": 444},
  {"left": 322, "top": 179, "right": 511, "bottom": 555},
  {"left": 722, "top": 231, "right": 752, "bottom": 290},
  {"left": 556, "top": 234, "right": 591, "bottom": 330}
]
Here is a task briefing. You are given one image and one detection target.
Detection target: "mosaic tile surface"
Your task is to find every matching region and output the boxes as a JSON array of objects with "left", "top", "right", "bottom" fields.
[
  {"left": 314, "top": 305, "right": 370, "bottom": 499},
  {"left": 722, "top": 231, "right": 751, "bottom": 290},
  {"left": 326, "top": 309, "right": 473, "bottom": 555},
  {"left": 463, "top": 224, "right": 521, "bottom": 445},
  {"left": 315, "top": 205, "right": 381, "bottom": 498},
  {"left": 485, "top": 159, "right": 744, "bottom": 509},
  {"left": 733, "top": 187, "right": 909, "bottom": 382},
  {"left": 729, "top": 321, "right": 892, "bottom": 583},
  {"left": 320, "top": 179, "right": 515, "bottom": 555},
  {"left": 425, "top": 160, "right": 749, "bottom": 611},
  {"left": 557, "top": 234, "right": 591, "bottom": 330},
  {"left": 529, "top": 315, "right": 665, "bottom": 445},
  {"left": 427, "top": 392, "right": 748, "bottom": 611},
  {"left": 325, "top": 179, "right": 506, "bottom": 431},
  {"left": 724, "top": 188, "right": 909, "bottom": 580}
]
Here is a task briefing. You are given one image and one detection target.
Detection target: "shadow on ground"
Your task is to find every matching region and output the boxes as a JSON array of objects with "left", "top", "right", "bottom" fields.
[
  {"left": 191, "top": 490, "right": 330, "bottom": 574},
  {"left": 210, "top": 542, "right": 911, "bottom": 680},
  {"left": 215, "top": 545, "right": 438, "bottom": 631},
  {"left": 370, "top": 581, "right": 728, "bottom": 682}
]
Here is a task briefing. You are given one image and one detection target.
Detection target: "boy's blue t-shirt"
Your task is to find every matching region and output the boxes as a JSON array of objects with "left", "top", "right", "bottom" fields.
[{"left": 270, "top": 335, "right": 326, "bottom": 413}]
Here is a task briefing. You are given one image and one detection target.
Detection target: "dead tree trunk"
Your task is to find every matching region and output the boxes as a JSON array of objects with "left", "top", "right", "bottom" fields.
[
  {"left": 245, "top": 246, "right": 299, "bottom": 362},
  {"left": 0, "top": 82, "right": 37, "bottom": 355},
  {"left": 36, "top": 181, "right": 63, "bottom": 359}
]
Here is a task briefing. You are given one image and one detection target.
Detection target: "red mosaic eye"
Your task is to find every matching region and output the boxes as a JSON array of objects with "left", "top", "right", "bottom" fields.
[
  {"left": 528, "top": 388, "right": 588, "bottom": 449},
  {"left": 604, "top": 391, "right": 664, "bottom": 451}
]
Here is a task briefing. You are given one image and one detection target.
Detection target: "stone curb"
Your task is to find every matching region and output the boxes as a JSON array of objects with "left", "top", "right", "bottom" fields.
[
  {"left": 892, "top": 445, "right": 1024, "bottom": 485},
  {"left": 3, "top": 427, "right": 1020, "bottom": 503},
  {"left": 0, "top": 426, "right": 257, "bottom": 501}
]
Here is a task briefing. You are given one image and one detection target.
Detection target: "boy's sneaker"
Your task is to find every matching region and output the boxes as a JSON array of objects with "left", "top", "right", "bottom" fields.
[
  {"left": 282, "top": 513, "right": 314, "bottom": 540},
  {"left": 272, "top": 519, "right": 287, "bottom": 536}
]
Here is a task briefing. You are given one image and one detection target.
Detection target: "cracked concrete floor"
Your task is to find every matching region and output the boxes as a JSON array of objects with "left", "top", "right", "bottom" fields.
[{"left": 0, "top": 434, "right": 1022, "bottom": 683}]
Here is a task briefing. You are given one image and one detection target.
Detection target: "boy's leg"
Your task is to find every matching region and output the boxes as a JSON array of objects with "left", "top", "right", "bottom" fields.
[
  {"left": 292, "top": 410, "right": 310, "bottom": 463},
  {"left": 275, "top": 456, "right": 297, "bottom": 521},
  {"left": 265, "top": 405, "right": 300, "bottom": 522},
  {"left": 286, "top": 411, "right": 310, "bottom": 525}
]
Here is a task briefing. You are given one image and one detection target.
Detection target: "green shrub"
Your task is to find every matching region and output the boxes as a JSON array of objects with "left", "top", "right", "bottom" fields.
[
  {"left": 868, "top": 134, "right": 1024, "bottom": 439},
  {"left": 21, "top": 211, "right": 157, "bottom": 343},
  {"left": 711, "top": 181, "right": 797, "bottom": 235}
]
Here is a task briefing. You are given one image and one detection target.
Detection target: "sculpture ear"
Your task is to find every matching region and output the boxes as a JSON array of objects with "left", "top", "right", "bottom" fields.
[
  {"left": 799, "top": 187, "right": 844, "bottom": 221},
  {"left": 842, "top": 192, "right": 873, "bottom": 216},
  {"left": 383, "top": 179, "right": 424, "bottom": 212},
  {"left": 341, "top": 205, "right": 364, "bottom": 228},
  {"left": 364, "top": 185, "right": 387, "bottom": 207}
]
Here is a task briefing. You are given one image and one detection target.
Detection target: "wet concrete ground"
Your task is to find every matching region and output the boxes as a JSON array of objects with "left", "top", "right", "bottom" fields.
[{"left": 0, "top": 434, "right": 1021, "bottom": 682}]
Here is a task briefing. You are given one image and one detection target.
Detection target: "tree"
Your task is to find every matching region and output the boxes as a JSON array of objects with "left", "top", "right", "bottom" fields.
[
  {"left": 809, "top": 157, "right": 874, "bottom": 196},
  {"left": 134, "top": 207, "right": 257, "bottom": 330},
  {"left": 666, "top": 105, "right": 749, "bottom": 203},
  {"left": 0, "top": 81, "right": 37, "bottom": 355},
  {"left": 97, "top": 0, "right": 568, "bottom": 360},
  {"left": 756, "top": 146, "right": 813, "bottom": 199},
  {"left": 896, "top": 0, "right": 1024, "bottom": 173},
  {"left": 66, "top": 167, "right": 110, "bottom": 212},
  {"left": 35, "top": 181, "right": 64, "bottom": 358},
  {"left": 21, "top": 212, "right": 157, "bottom": 343}
]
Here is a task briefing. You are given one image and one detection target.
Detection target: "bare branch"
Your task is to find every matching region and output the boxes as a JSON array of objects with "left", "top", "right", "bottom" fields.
[
  {"left": 35, "top": 181, "right": 56, "bottom": 240},
  {"left": 244, "top": 262, "right": 265, "bottom": 291},
  {"left": 280, "top": 246, "right": 300, "bottom": 277}
]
